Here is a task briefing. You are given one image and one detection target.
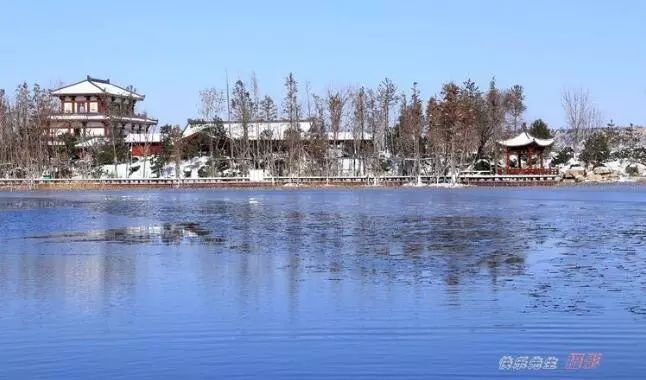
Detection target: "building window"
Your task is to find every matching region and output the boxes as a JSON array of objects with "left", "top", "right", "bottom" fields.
[
  {"left": 89, "top": 102, "right": 98, "bottom": 113},
  {"left": 63, "top": 102, "right": 73, "bottom": 113},
  {"left": 78, "top": 103, "right": 86, "bottom": 113}
]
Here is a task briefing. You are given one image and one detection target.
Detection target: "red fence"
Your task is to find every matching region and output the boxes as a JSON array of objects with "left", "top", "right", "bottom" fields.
[
  {"left": 131, "top": 144, "right": 162, "bottom": 157},
  {"left": 497, "top": 168, "right": 559, "bottom": 175}
]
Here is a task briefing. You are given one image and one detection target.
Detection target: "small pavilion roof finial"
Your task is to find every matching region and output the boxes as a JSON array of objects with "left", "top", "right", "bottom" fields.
[{"left": 86, "top": 75, "right": 110, "bottom": 84}]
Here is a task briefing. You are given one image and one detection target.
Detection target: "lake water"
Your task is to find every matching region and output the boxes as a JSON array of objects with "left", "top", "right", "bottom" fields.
[{"left": 0, "top": 186, "right": 645, "bottom": 379}]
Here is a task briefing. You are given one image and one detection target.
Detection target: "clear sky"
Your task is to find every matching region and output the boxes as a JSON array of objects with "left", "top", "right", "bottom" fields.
[{"left": 1, "top": 0, "right": 645, "bottom": 128}]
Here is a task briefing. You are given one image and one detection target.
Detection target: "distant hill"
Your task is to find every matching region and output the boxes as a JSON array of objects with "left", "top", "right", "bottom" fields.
[{"left": 552, "top": 125, "right": 646, "bottom": 150}]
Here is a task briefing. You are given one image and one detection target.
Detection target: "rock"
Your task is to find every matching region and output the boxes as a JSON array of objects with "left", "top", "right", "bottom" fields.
[
  {"left": 575, "top": 175, "right": 585, "bottom": 183},
  {"left": 564, "top": 168, "right": 585, "bottom": 179},
  {"left": 586, "top": 173, "right": 603, "bottom": 182},
  {"left": 593, "top": 166, "right": 612, "bottom": 175}
]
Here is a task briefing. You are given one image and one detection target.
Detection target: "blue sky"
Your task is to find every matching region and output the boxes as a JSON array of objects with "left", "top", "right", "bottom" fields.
[{"left": 1, "top": 0, "right": 645, "bottom": 128}]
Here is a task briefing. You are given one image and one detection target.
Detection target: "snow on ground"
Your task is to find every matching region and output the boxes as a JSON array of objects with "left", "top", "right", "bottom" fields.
[
  {"left": 96, "top": 156, "right": 210, "bottom": 179},
  {"left": 604, "top": 159, "right": 645, "bottom": 177},
  {"left": 402, "top": 181, "right": 468, "bottom": 188}
]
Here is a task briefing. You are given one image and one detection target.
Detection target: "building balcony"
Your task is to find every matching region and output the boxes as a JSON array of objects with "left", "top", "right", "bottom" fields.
[{"left": 49, "top": 112, "right": 157, "bottom": 125}]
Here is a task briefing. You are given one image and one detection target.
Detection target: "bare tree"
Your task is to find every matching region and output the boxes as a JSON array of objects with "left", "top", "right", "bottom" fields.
[
  {"left": 426, "top": 96, "right": 446, "bottom": 181},
  {"left": 2, "top": 83, "right": 55, "bottom": 179},
  {"left": 485, "top": 78, "right": 505, "bottom": 174},
  {"left": 562, "top": 88, "right": 601, "bottom": 151},
  {"left": 282, "top": 73, "right": 301, "bottom": 176},
  {"left": 104, "top": 92, "right": 131, "bottom": 178},
  {"left": 309, "top": 93, "right": 328, "bottom": 176},
  {"left": 258, "top": 95, "right": 277, "bottom": 175},
  {"left": 231, "top": 80, "right": 254, "bottom": 174},
  {"left": 169, "top": 125, "right": 185, "bottom": 181},
  {"left": 199, "top": 88, "right": 225, "bottom": 120},
  {"left": 377, "top": 78, "right": 398, "bottom": 155},
  {"left": 250, "top": 73, "right": 260, "bottom": 169},
  {"left": 199, "top": 87, "right": 226, "bottom": 176},
  {"left": 351, "top": 86, "right": 367, "bottom": 175},
  {"left": 436, "top": 82, "right": 461, "bottom": 182},
  {"left": 365, "top": 89, "right": 380, "bottom": 176},
  {"left": 327, "top": 89, "right": 346, "bottom": 175},
  {"left": 397, "top": 83, "right": 424, "bottom": 178},
  {"left": 0, "top": 89, "right": 10, "bottom": 176}
]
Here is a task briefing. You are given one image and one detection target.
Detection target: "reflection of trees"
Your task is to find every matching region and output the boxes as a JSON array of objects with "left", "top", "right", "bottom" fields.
[
  {"left": 284, "top": 202, "right": 305, "bottom": 317},
  {"left": 210, "top": 208, "right": 533, "bottom": 295},
  {"left": 310, "top": 213, "right": 531, "bottom": 291},
  {"left": 202, "top": 205, "right": 534, "bottom": 299},
  {"left": 0, "top": 197, "right": 80, "bottom": 210},
  {"left": 0, "top": 247, "right": 137, "bottom": 317},
  {"left": 28, "top": 223, "right": 217, "bottom": 245},
  {"left": 418, "top": 215, "right": 530, "bottom": 288},
  {"left": 3, "top": 192, "right": 541, "bottom": 319}
]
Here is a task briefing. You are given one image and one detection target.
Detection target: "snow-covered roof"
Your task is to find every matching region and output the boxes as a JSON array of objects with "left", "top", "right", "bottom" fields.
[
  {"left": 51, "top": 76, "right": 144, "bottom": 100},
  {"left": 124, "top": 133, "right": 162, "bottom": 144},
  {"left": 498, "top": 132, "right": 554, "bottom": 147},
  {"left": 184, "top": 121, "right": 312, "bottom": 140},
  {"left": 183, "top": 121, "right": 372, "bottom": 141}
]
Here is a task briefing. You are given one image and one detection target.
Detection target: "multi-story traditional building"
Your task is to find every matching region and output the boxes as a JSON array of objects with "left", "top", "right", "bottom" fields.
[{"left": 48, "top": 76, "right": 157, "bottom": 138}]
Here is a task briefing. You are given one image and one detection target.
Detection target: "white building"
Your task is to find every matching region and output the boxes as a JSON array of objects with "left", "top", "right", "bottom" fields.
[
  {"left": 183, "top": 120, "right": 372, "bottom": 142},
  {"left": 48, "top": 76, "right": 157, "bottom": 139}
]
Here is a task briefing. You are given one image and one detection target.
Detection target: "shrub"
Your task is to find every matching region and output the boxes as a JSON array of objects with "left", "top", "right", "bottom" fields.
[
  {"left": 551, "top": 147, "right": 574, "bottom": 166},
  {"left": 611, "top": 147, "right": 646, "bottom": 162},
  {"left": 580, "top": 133, "right": 610, "bottom": 165},
  {"left": 93, "top": 138, "right": 129, "bottom": 166},
  {"left": 626, "top": 165, "right": 639, "bottom": 177},
  {"left": 474, "top": 160, "right": 491, "bottom": 171}
]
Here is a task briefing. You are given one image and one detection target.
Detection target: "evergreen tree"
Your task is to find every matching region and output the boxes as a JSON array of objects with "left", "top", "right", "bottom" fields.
[
  {"left": 529, "top": 119, "right": 552, "bottom": 139},
  {"left": 150, "top": 124, "right": 174, "bottom": 177},
  {"left": 580, "top": 132, "right": 610, "bottom": 165},
  {"left": 504, "top": 84, "right": 526, "bottom": 133},
  {"left": 258, "top": 95, "right": 277, "bottom": 121}
]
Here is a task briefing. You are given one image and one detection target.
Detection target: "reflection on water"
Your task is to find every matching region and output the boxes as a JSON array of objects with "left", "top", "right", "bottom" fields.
[
  {"left": 27, "top": 223, "right": 222, "bottom": 245},
  {"left": 0, "top": 186, "right": 645, "bottom": 379}
]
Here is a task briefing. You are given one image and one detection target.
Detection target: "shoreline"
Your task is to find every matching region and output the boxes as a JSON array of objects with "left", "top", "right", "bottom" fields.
[{"left": 1, "top": 178, "right": 644, "bottom": 191}]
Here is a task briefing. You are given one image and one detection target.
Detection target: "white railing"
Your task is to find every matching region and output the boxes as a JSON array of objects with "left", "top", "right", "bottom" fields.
[{"left": 0, "top": 173, "right": 561, "bottom": 188}]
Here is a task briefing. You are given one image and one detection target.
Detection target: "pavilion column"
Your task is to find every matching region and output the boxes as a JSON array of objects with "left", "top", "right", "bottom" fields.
[
  {"left": 505, "top": 147, "right": 510, "bottom": 174},
  {"left": 540, "top": 150, "right": 544, "bottom": 169},
  {"left": 527, "top": 146, "right": 533, "bottom": 169}
]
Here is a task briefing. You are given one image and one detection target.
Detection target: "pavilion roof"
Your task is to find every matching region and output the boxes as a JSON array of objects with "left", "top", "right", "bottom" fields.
[
  {"left": 51, "top": 76, "right": 144, "bottom": 100},
  {"left": 498, "top": 132, "right": 554, "bottom": 148}
]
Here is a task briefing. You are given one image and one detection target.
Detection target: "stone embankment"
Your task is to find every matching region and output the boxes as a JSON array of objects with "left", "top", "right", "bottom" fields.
[{"left": 561, "top": 164, "right": 646, "bottom": 183}]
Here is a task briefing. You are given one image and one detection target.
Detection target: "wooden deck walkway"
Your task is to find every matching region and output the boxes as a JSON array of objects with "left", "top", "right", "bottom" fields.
[{"left": 0, "top": 173, "right": 561, "bottom": 190}]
